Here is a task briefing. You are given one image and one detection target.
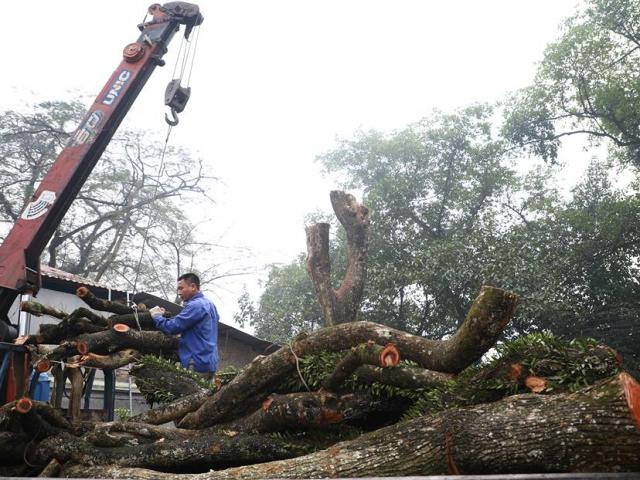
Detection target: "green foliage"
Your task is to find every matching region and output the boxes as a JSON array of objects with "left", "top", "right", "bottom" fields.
[
  {"left": 235, "top": 255, "right": 325, "bottom": 343},
  {"left": 494, "top": 160, "right": 640, "bottom": 371},
  {"left": 242, "top": 109, "right": 640, "bottom": 371},
  {"left": 114, "top": 407, "right": 130, "bottom": 422},
  {"left": 0, "top": 100, "right": 219, "bottom": 297},
  {"left": 265, "top": 425, "right": 363, "bottom": 453},
  {"left": 502, "top": 0, "right": 640, "bottom": 165},
  {"left": 402, "top": 332, "right": 621, "bottom": 420},
  {"left": 319, "top": 104, "right": 518, "bottom": 338},
  {"left": 273, "top": 333, "right": 620, "bottom": 422},
  {"left": 488, "top": 332, "right": 620, "bottom": 391},
  {"left": 134, "top": 355, "right": 241, "bottom": 405},
  {"left": 235, "top": 0, "right": 640, "bottom": 373}
]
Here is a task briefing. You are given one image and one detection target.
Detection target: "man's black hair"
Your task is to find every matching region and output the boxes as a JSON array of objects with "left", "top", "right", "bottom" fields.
[{"left": 178, "top": 273, "right": 200, "bottom": 288}]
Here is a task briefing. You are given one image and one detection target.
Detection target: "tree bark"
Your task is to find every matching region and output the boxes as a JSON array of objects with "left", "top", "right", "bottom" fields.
[
  {"left": 130, "top": 362, "right": 209, "bottom": 407},
  {"left": 0, "top": 432, "right": 28, "bottom": 465},
  {"left": 67, "top": 306, "right": 110, "bottom": 327},
  {"left": 181, "top": 287, "right": 516, "bottom": 428},
  {"left": 73, "top": 324, "right": 178, "bottom": 357},
  {"left": 106, "top": 311, "right": 157, "bottom": 330},
  {"left": 86, "top": 421, "right": 194, "bottom": 447},
  {"left": 66, "top": 349, "right": 140, "bottom": 370},
  {"left": 322, "top": 342, "right": 400, "bottom": 392},
  {"left": 76, "top": 286, "right": 132, "bottom": 315},
  {"left": 353, "top": 364, "right": 453, "bottom": 390},
  {"left": 32, "top": 314, "right": 108, "bottom": 346},
  {"left": 306, "top": 191, "right": 369, "bottom": 326},
  {"left": 36, "top": 429, "right": 307, "bottom": 472},
  {"left": 30, "top": 400, "right": 72, "bottom": 430},
  {"left": 62, "top": 373, "right": 640, "bottom": 479},
  {"left": 37, "top": 458, "right": 61, "bottom": 478},
  {"left": 20, "top": 300, "right": 67, "bottom": 320},
  {"left": 67, "top": 367, "right": 83, "bottom": 423},
  {"left": 129, "top": 390, "right": 213, "bottom": 425},
  {"left": 223, "top": 391, "right": 404, "bottom": 434}
]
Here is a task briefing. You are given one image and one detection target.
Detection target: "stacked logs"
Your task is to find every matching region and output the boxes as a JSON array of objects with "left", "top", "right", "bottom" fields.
[
  {"left": 0, "top": 284, "right": 638, "bottom": 477},
  {"left": 1, "top": 192, "right": 639, "bottom": 476}
]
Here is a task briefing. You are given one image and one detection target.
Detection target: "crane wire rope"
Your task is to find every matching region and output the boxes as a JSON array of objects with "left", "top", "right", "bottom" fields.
[{"left": 130, "top": 24, "right": 202, "bottom": 304}]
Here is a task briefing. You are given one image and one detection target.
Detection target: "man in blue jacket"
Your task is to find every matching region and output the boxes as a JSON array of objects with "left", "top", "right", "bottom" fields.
[{"left": 149, "top": 273, "right": 219, "bottom": 380}]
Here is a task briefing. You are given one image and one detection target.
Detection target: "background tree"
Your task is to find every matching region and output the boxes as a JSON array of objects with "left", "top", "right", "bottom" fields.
[
  {"left": 502, "top": 0, "right": 640, "bottom": 165},
  {"left": 235, "top": 255, "right": 323, "bottom": 344},
  {"left": 239, "top": 108, "right": 640, "bottom": 373},
  {"left": 237, "top": 0, "right": 640, "bottom": 373},
  {"left": 0, "top": 100, "right": 236, "bottom": 298},
  {"left": 492, "top": 159, "right": 640, "bottom": 372},
  {"left": 319, "top": 104, "right": 517, "bottom": 337}
]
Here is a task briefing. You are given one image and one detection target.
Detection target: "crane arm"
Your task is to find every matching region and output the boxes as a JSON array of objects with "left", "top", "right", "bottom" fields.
[{"left": 0, "top": 3, "right": 203, "bottom": 337}]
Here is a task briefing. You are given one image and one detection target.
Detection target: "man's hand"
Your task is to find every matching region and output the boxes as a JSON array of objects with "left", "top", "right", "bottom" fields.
[
  {"left": 149, "top": 306, "right": 165, "bottom": 317},
  {"left": 14, "top": 335, "right": 29, "bottom": 345}
]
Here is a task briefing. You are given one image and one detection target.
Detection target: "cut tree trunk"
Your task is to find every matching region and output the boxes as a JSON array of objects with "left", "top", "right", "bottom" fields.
[
  {"left": 74, "top": 324, "right": 178, "bottom": 357},
  {"left": 85, "top": 421, "right": 195, "bottom": 447},
  {"left": 353, "top": 364, "right": 453, "bottom": 390},
  {"left": 27, "top": 314, "right": 109, "bottom": 347},
  {"left": 37, "top": 458, "right": 61, "bottom": 478},
  {"left": 128, "top": 390, "right": 213, "bottom": 425},
  {"left": 62, "top": 372, "right": 640, "bottom": 479},
  {"left": 106, "top": 312, "right": 157, "bottom": 330},
  {"left": 180, "top": 286, "right": 516, "bottom": 428},
  {"left": 67, "top": 367, "right": 83, "bottom": 423},
  {"left": 0, "top": 432, "right": 28, "bottom": 464},
  {"left": 67, "top": 307, "right": 110, "bottom": 327},
  {"left": 322, "top": 342, "right": 400, "bottom": 392},
  {"left": 222, "top": 391, "right": 404, "bottom": 434},
  {"left": 35, "top": 429, "right": 308, "bottom": 472},
  {"left": 306, "top": 191, "right": 369, "bottom": 326},
  {"left": 66, "top": 349, "right": 140, "bottom": 370},
  {"left": 20, "top": 301, "right": 67, "bottom": 320},
  {"left": 76, "top": 286, "right": 132, "bottom": 315},
  {"left": 130, "top": 362, "right": 210, "bottom": 407}
]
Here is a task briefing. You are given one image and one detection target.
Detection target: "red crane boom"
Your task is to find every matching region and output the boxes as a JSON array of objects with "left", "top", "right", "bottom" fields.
[{"left": 0, "top": 3, "right": 203, "bottom": 340}]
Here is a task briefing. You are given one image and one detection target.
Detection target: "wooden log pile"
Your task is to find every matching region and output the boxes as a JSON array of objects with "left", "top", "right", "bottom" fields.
[
  {"left": 0, "top": 284, "right": 638, "bottom": 477},
  {"left": 0, "top": 191, "right": 639, "bottom": 477}
]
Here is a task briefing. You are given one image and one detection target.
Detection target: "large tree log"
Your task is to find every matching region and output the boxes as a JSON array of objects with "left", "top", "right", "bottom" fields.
[
  {"left": 76, "top": 286, "right": 132, "bottom": 315},
  {"left": 0, "top": 431, "right": 28, "bottom": 465},
  {"left": 223, "top": 391, "right": 405, "bottom": 434},
  {"left": 37, "top": 458, "right": 61, "bottom": 478},
  {"left": 353, "top": 364, "right": 453, "bottom": 390},
  {"left": 107, "top": 311, "right": 157, "bottom": 330},
  {"left": 13, "top": 402, "right": 67, "bottom": 441},
  {"left": 29, "top": 400, "right": 72, "bottom": 430},
  {"left": 67, "top": 306, "right": 110, "bottom": 327},
  {"left": 74, "top": 324, "right": 178, "bottom": 357},
  {"left": 131, "top": 360, "right": 209, "bottom": 407},
  {"left": 86, "top": 421, "right": 195, "bottom": 447},
  {"left": 180, "top": 286, "right": 516, "bottom": 428},
  {"left": 322, "top": 342, "right": 400, "bottom": 392},
  {"left": 35, "top": 429, "right": 308, "bottom": 472},
  {"left": 66, "top": 349, "right": 140, "bottom": 370},
  {"left": 67, "top": 367, "right": 84, "bottom": 423},
  {"left": 62, "top": 373, "right": 640, "bottom": 479},
  {"left": 129, "top": 390, "right": 213, "bottom": 425},
  {"left": 37, "top": 325, "right": 176, "bottom": 369},
  {"left": 20, "top": 300, "right": 67, "bottom": 320},
  {"left": 21, "top": 314, "right": 108, "bottom": 347},
  {"left": 305, "top": 191, "right": 369, "bottom": 326}
]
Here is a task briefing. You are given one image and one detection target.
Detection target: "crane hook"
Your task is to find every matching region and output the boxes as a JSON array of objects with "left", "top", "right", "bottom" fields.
[{"left": 165, "top": 107, "right": 179, "bottom": 126}]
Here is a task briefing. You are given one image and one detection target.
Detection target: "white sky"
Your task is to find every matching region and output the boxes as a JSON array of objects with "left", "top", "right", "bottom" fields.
[{"left": 0, "top": 1, "right": 583, "bottom": 331}]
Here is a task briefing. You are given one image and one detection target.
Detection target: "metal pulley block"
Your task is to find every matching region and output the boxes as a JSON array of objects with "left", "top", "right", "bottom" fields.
[{"left": 164, "top": 79, "right": 191, "bottom": 126}]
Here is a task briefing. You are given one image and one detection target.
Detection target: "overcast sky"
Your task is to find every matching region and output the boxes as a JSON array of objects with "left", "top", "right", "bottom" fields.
[{"left": 1, "top": 1, "right": 581, "bottom": 329}]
